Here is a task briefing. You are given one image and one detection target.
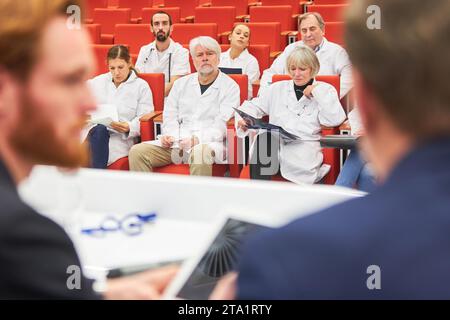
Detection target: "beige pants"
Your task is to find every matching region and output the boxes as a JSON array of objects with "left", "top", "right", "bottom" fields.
[{"left": 129, "top": 143, "right": 215, "bottom": 176}]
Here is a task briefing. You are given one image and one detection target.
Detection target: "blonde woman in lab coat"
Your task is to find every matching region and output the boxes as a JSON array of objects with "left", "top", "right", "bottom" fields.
[
  {"left": 236, "top": 46, "right": 346, "bottom": 184},
  {"left": 87, "top": 45, "right": 154, "bottom": 168}
]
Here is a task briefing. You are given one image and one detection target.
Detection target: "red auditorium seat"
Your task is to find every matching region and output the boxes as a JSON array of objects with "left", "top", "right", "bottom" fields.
[
  {"left": 209, "top": 0, "right": 250, "bottom": 17},
  {"left": 85, "top": 0, "right": 108, "bottom": 23},
  {"left": 324, "top": 21, "right": 344, "bottom": 46},
  {"left": 116, "top": 0, "right": 152, "bottom": 23},
  {"left": 171, "top": 23, "right": 218, "bottom": 45},
  {"left": 141, "top": 7, "right": 181, "bottom": 24},
  {"left": 260, "top": 0, "right": 303, "bottom": 15},
  {"left": 93, "top": 8, "right": 131, "bottom": 44},
  {"left": 239, "top": 74, "right": 343, "bottom": 184},
  {"left": 235, "top": 22, "right": 282, "bottom": 59},
  {"left": 158, "top": 0, "right": 200, "bottom": 22},
  {"left": 114, "top": 24, "right": 154, "bottom": 56},
  {"left": 85, "top": 23, "right": 101, "bottom": 44},
  {"left": 248, "top": 5, "right": 298, "bottom": 46},
  {"left": 194, "top": 6, "right": 237, "bottom": 42},
  {"left": 306, "top": 4, "right": 349, "bottom": 22},
  {"left": 91, "top": 44, "right": 113, "bottom": 76}
]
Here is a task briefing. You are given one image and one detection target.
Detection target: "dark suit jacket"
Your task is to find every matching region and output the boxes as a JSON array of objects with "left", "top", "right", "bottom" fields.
[
  {"left": 0, "top": 160, "right": 99, "bottom": 299},
  {"left": 237, "top": 137, "right": 450, "bottom": 299}
]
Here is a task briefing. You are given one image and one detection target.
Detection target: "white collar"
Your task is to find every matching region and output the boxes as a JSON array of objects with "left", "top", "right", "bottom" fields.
[{"left": 225, "top": 48, "right": 250, "bottom": 61}]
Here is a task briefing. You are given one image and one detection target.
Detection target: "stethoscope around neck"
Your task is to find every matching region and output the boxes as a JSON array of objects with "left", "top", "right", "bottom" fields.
[{"left": 143, "top": 47, "right": 172, "bottom": 80}]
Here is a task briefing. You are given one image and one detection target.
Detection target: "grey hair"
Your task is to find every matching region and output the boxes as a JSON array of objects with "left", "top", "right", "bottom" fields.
[
  {"left": 286, "top": 46, "right": 320, "bottom": 78},
  {"left": 298, "top": 12, "right": 326, "bottom": 30},
  {"left": 189, "top": 36, "right": 221, "bottom": 59}
]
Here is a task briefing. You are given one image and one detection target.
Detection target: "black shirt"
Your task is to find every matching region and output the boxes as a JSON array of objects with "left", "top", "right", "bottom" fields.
[
  {"left": 200, "top": 79, "right": 216, "bottom": 95},
  {"left": 294, "top": 79, "right": 314, "bottom": 101}
]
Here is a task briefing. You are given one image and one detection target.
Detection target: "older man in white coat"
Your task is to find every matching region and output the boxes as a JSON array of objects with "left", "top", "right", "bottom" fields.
[
  {"left": 259, "top": 12, "right": 352, "bottom": 99},
  {"left": 129, "top": 36, "right": 240, "bottom": 176}
]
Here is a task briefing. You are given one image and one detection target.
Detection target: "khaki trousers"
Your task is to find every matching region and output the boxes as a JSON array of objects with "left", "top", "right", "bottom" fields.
[{"left": 129, "top": 143, "right": 215, "bottom": 176}]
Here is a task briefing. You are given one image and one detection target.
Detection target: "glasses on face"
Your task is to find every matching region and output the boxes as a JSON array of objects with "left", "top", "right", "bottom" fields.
[{"left": 81, "top": 212, "right": 157, "bottom": 237}]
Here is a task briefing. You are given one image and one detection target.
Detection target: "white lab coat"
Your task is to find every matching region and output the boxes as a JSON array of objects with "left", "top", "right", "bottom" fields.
[
  {"left": 236, "top": 80, "right": 346, "bottom": 184},
  {"left": 135, "top": 39, "right": 191, "bottom": 82},
  {"left": 159, "top": 71, "right": 240, "bottom": 163},
  {"left": 259, "top": 38, "right": 353, "bottom": 99},
  {"left": 219, "top": 48, "right": 260, "bottom": 99},
  {"left": 88, "top": 72, "right": 154, "bottom": 165}
]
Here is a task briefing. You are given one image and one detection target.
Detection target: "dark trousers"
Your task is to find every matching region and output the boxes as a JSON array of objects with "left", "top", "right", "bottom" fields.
[
  {"left": 88, "top": 125, "right": 110, "bottom": 169},
  {"left": 249, "top": 131, "right": 281, "bottom": 180}
]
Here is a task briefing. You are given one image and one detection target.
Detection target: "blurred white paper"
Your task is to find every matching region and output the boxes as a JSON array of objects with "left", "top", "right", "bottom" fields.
[{"left": 88, "top": 104, "right": 118, "bottom": 128}]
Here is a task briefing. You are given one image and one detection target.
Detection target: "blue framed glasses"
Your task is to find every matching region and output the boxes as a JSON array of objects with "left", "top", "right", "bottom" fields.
[{"left": 81, "top": 212, "right": 157, "bottom": 237}]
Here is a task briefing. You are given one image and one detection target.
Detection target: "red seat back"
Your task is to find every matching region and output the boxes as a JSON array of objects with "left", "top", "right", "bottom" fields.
[
  {"left": 117, "top": 0, "right": 151, "bottom": 19},
  {"left": 85, "top": 24, "right": 101, "bottom": 44},
  {"left": 162, "top": 0, "right": 199, "bottom": 19},
  {"left": 114, "top": 24, "right": 154, "bottom": 56},
  {"left": 93, "top": 8, "right": 131, "bottom": 35},
  {"left": 211, "top": 0, "right": 249, "bottom": 16},
  {"left": 260, "top": 0, "right": 301, "bottom": 15},
  {"left": 139, "top": 73, "right": 165, "bottom": 113},
  {"left": 250, "top": 5, "right": 296, "bottom": 32},
  {"left": 306, "top": 4, "right": 349, "bottom": 22},
  {"left": 172, "top": 23, "right": 218, "bottom": 45},
  {"left": 141, "top": 7, "right": 181, "bottom": 24},
  {"left": 237, "top": 22, "right": 281, "bottom": 52},
  {"left": 194, "top": 6, "right": 236, "bottom": 35}
]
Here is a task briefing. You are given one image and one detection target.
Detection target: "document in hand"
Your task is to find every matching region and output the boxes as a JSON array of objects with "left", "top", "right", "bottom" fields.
[
  {"left": 233, "top": 107, "right": 301, "bottom": 141},
  {"left": 88, "top": 104, "right": 119, "bottom": 128}
]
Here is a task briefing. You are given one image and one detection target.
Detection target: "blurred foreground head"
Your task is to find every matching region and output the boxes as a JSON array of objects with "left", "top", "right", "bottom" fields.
[{"left": 0, "top": 0, "right": 95, "bottom": 169}]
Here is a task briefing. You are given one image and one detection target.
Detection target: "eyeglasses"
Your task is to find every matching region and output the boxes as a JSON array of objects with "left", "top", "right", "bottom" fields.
[{"left": 81, "top": 212, "right": 157, "bottom": 237}]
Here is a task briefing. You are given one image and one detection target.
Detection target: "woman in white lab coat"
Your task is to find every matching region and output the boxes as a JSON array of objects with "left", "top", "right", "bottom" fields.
[
  {"left": 87, "top": 45, "right": 154, "bottom": 168},
  {"left": 236, "top": 46, "right": 346, "bottom": 184},
  {"left": 219, "top": 24, "right": 260, "bottom": 99}
]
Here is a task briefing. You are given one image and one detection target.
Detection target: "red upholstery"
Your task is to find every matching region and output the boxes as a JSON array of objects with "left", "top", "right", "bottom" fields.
[
  {"left": 239, "top": 74, "right": 342, "bottom": 184},
  {"left": 114, "top": 24, "right": 154, "bottom": 56},
  {"left": 107, "top": 73, "right": 165, "bottom": 170},
  {"left": 85, "top": 0, "right": 108, "bottom": 22},
  {"left": 306, "top": 4, "right": 349, "bottom": 22},
  {"left": 141, "top": 7, "right": 181, "bottom": 24},
  {"left": 312, "top": 0, "right": 349, "bottom": 4},
  {"left": 172, "top": 23, "right": 218, "bottom": 45},
  {"left": 249, "top": 5, "right": 296, "bottom": 32},
  {"left": 260, "top": 0, "right": 302, "bottom": 15},
  {"left": 93, "top": 8, "right": 131, "bottom": 43},
  {"left": 160, "top": 0, "right": 200, "bottom": 20},
  {"left": 194, "top": 6, "right": 237, "bottom": 36},
  {"left": 91, "top": 44, "right": 113, "bottom": 76},
  {"left": 324, "top": 21, "right": 344, "bottom": 46},
  {"left": 85, "top": 23, "right": 101, "bottom": 44},
  {"left": 117, "top": 0, "right": 151, "bottom": 21},
  {"left": 139, "top": 73, "right": 165, "bottom": 112},
  {"left": 236, "top": 22, "right": 281, "bottom": 53},
  {"left": 210, "top": 0, "right": 249, "bottom": 16}
]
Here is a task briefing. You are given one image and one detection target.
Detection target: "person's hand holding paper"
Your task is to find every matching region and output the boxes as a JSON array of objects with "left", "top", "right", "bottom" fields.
[{"left": 88, "top": 103, "right": 119, "bottom": 128}]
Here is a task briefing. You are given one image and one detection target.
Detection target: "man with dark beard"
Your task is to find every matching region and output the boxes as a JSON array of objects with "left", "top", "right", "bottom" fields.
[
  {"left": 135, "top": 11, "right": 190, "bottom": 97},
  {"left": 0, "top": 0, "right": 177, "bottom": 299}
]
